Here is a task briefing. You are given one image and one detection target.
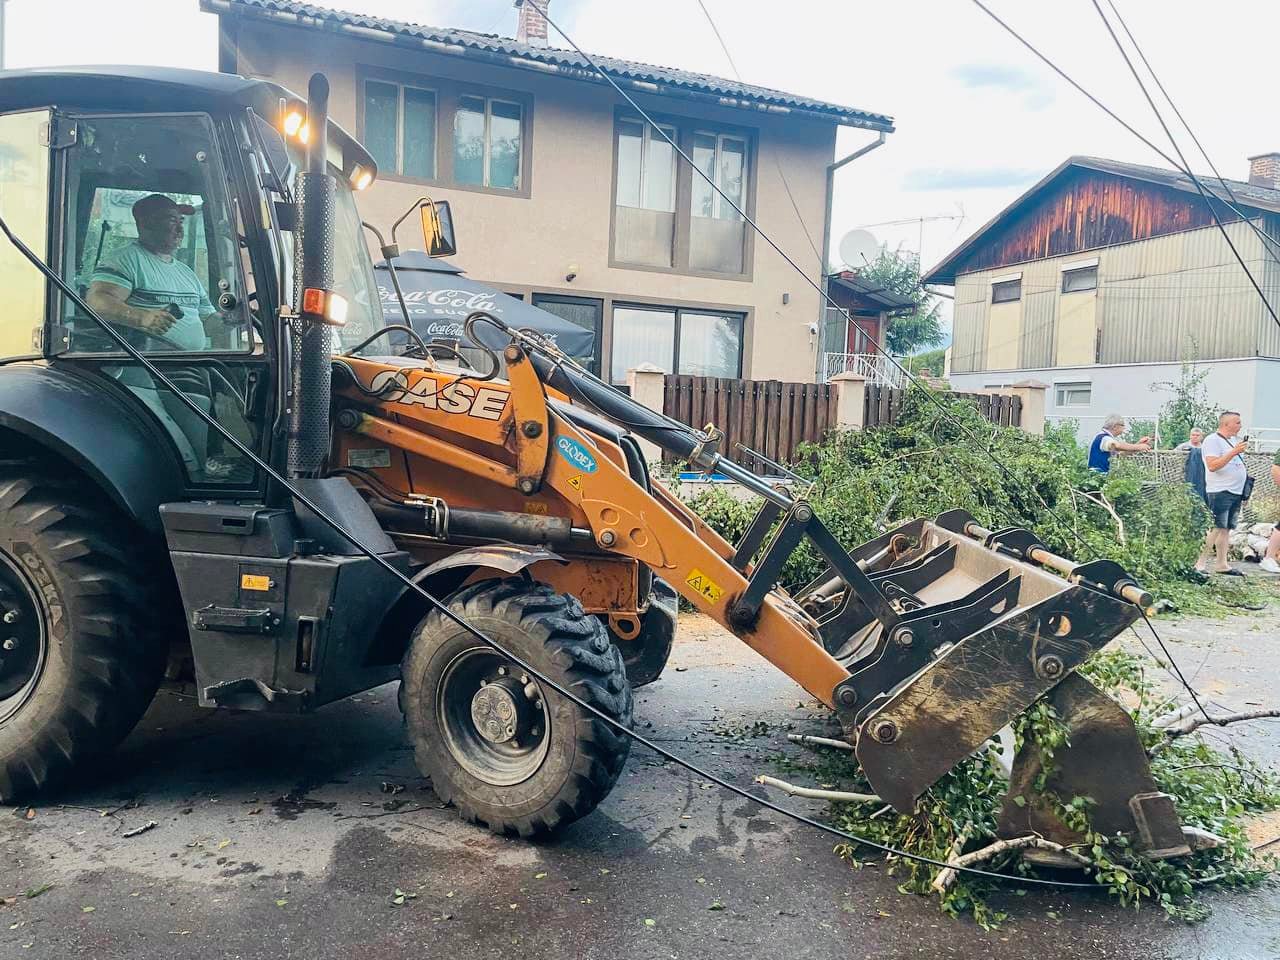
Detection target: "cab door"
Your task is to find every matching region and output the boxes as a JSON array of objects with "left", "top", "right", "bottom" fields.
[
  {"left": 50, "top": 110, "right": 271, "bottom": 496},
  {"left": 0, "top": 109, "right": 51, "bottom": 363}
]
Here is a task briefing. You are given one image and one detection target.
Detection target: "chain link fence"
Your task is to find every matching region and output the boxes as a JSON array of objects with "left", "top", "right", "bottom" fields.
[{"left": 1130, "top": 449, "right": 1279, "bottom": 526}]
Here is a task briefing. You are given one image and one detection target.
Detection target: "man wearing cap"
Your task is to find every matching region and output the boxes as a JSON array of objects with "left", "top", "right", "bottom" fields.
[{"left": 86, "top": 193, "right": 219, "bottom": 350}]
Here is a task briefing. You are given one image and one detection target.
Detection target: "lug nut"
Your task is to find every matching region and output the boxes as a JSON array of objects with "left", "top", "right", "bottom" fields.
[
  {"left": 523, "top": 681, "right": 539, "bottom": 700},
  {"left": 871, "top": 719, "right": 899, "bottom": 744},
  {"left": 497, "top": 666, "right": 507, "bottom": 677},
  {"left": 1036, "top": 655, "right": 1065, "bottom": 680},
  {"left": 530, "top": 726, "right": 540, "bottom": 737},
  {"left": 895, "top": 628, "right": 914, "bottom": 648},
  {"left": 2, "top": 637, "right": 16, "bottom": 652},
  {"left": 3, "top": 610, "right": 18, "bottom": 624}
]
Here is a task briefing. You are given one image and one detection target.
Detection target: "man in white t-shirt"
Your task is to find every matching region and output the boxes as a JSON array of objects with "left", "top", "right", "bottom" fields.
[{"left": 1196, "top": 410, "right": 1250, "bottom": 575}]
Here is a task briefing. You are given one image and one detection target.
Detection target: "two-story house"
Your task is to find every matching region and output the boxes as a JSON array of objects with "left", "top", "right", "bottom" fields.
[
  {"left": 925, "top": 155, "right": 1280, "bottom": 442},
  {"left": 201, "top": 0, "right": 895, "bottom": 384}
]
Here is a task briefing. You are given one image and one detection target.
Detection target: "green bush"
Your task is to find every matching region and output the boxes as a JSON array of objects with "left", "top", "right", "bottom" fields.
[{"left": 684, "top": 391, "right": 1266, "bottom": 614}]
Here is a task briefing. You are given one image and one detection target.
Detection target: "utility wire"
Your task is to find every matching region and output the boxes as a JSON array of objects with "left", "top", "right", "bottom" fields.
[
  {"left": 694, "top": 0, "right": 825, "bottom": 270},
  {"left": 1085, "top": 0, "right": 1280, "bottom": 333},
  {"left": 1101, "top": 0, "right": 1242, "bottom": 211},
  {"left": 0, "top": 213, "right": 1102, "bottom": 890},
  {"left": 966, "top": 0, "right": 1280, "bottom": 321},
  {"left": 530, "top": 3, "right": 1095, "bottom": 558}
]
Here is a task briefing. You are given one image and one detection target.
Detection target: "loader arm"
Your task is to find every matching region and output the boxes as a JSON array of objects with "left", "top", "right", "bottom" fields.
[{"left": 330, "top": 338, "right": 1187, "bottom": 858}]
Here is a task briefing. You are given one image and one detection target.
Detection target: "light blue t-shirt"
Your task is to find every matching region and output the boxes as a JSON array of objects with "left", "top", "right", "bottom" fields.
[{"left": 90, "top": 242, "right": 214, "bottom": 350}]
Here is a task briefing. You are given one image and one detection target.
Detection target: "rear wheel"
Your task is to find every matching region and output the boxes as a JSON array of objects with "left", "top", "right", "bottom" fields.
[
  {"left": 401, "top": 577, "right": 632, "bottom": 837},
  {"left": 0, "top": 472, "right": 164, "bottom": 800}
]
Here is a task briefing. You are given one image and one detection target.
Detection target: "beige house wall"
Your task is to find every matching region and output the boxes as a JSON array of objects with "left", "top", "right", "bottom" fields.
[{"left": 229, "top": 20, "right": 837, "bottom": 383}]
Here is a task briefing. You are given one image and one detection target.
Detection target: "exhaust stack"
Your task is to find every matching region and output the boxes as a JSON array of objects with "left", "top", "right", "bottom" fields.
[{"left": 287, "top": 73, "right": 338, "bottom": 478}]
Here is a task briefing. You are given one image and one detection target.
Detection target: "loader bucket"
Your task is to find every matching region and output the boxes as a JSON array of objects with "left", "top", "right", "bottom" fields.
[{"left": 797, "top": 509, "right": 1187, "bottom": 858}]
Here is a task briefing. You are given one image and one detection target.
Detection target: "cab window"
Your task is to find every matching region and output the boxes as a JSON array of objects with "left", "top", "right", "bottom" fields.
[
  {"left": 59, "top": 113, "right": 251, "bottom": 354},
  {"left": 0, "top": 109, "right": 50, "bottom": 360}
]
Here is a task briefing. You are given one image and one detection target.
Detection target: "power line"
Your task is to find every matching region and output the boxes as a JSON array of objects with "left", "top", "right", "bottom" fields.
[
  {"left": 694, "top": 0, "right": 825, "bottom": 269},
  {"left": 1102, "top": 0, "right": 1241, "bottom": 210},
  {"left": 965, "top": 0, "right": 1280, "bottom": 297},
  {"left": 1085, "top": 0, "right": 1280, "bottom": 333},
  {"left": 529, "top": 3, "right": 1095, "bottom": 556}
]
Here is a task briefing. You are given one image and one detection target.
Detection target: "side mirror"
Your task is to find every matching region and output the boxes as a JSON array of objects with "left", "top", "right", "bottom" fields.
[{"left": 420, "top": 199, "right": 457, "bottom": 258}]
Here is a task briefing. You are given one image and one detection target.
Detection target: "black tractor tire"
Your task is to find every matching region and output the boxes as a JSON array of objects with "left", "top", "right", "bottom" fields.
[
  {"left": 401, "top": 577, "right": 633, "bottom": 837},
  {"left": 0, "top": 471, "right": 165, "bottom": 801},
  {"left": 607, "top": 578, "right": 678, "bottom": 688}
]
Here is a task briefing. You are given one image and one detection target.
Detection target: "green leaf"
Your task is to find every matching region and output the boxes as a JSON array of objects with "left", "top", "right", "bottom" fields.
[{"left": 643, "top": 918, "right": 655, "bottom": 927}]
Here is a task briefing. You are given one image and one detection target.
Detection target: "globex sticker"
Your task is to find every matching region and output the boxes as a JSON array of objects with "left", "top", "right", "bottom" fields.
[{"left": 555, "top": 436, "right": 598, "bottom": 473}]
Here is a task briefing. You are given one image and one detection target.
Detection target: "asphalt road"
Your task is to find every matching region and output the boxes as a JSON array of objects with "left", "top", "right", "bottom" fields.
[{"left": 2, "top": 606, "right": 1278, "bottom": 960}]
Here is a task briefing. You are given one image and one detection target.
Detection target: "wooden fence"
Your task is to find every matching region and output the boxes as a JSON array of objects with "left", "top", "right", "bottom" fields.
[
  {"left": 863, "top": 384, "right": 1022, "bottom": 429},
  {"left": 661, "top": 375, "right": 837, "bottom": 472}
]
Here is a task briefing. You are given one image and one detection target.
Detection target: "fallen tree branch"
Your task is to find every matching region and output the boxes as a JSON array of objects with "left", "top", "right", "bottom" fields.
[
  {"left": 786, "top": 733, "right": 854, "bottom": 752},
  {"left": 929, "top": 825, "right": 972, "bottom": 894},
  {"left": 932, "top": 836, "right": 1095, "bottom": 893},
  {"left": 1163, "top": 709, "right": 1280, "bottom": 739},
  {"left": 755, "top": 775, "right": 879, "bottom": 804}
]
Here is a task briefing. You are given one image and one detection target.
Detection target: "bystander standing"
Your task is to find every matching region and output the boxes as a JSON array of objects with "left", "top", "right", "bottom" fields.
[
  {"left": 1087, "top": 414, "right": 1152, "bottom": 474},
  {"left": 1177, "top": 427, "right": 1207, "bottom": 503},
  {"left": 1196, "top": 411, "right": 1249, "bottom": 576},
  {"left": 1261, "top": 450, "right": 1280, "bottom": 575}
]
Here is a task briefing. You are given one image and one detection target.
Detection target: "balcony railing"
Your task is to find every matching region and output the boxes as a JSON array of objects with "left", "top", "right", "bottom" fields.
[{"left": 820, "top": 351, "right": 908, "bottom": 387}]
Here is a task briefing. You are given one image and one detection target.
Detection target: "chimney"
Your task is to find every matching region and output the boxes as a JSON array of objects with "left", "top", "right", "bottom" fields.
[
  {"left": 1247, "top": 152, "right": 1280, "bottom": 190},
  {"left": 515, "top": 0, "right": 550, "bottom": 47}
]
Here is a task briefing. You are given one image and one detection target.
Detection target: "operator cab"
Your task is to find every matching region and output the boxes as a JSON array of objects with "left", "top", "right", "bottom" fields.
[{"left": 0, "top": 67, "right": 383, "bottom": 488}]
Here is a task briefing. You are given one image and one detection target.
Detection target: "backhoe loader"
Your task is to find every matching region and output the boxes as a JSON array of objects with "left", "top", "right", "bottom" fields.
[{"left": 0, "top": 67, "right": 1187, "bottom": 856}]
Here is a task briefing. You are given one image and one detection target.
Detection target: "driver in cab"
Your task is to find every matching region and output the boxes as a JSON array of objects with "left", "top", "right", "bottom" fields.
[{"left": 86, "top": 193, "right": 220, "bottom": 350}]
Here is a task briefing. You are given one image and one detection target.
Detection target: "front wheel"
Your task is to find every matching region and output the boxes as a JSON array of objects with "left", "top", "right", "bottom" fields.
[{"left": 401, "top": 578, "right": 633, "bottom": 837}]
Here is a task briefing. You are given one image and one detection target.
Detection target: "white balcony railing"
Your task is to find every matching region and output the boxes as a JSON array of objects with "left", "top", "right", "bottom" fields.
[{"left": 820, "top": 351, "right": 909, "bottom": 387}]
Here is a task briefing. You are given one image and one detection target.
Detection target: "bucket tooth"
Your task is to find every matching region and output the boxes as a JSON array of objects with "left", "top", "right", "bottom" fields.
[{"left": 998, "top": 673, "right": 1188, "bottom": 859}]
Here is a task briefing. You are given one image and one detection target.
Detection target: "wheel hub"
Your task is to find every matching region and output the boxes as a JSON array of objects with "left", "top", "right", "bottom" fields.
[
  {"left": 0, "top": 552, "right": 46, "bottom": 721},
  {"left": 437, "top": 649, "right": 550, "bottom": 786},
  {"left": 471, "top": 681, "right": 524, "bottom": 744}
]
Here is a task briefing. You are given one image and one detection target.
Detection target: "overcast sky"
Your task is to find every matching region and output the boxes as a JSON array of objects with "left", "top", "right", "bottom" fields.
[{"left": 11, "top": 0, "right": 1277, "bottom": 325}]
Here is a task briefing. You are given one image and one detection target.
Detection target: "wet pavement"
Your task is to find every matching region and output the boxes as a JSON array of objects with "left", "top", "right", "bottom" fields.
[{"left": 2, "top": 607, "right": 1278, "bottom": 959}]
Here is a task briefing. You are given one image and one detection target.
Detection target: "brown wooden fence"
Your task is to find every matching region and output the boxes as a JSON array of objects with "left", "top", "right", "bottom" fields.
[
  {"left": 863, "top": 385, "right": 1022, "bottom": 429},
  {"left": 661, "top": 375, "right": 837, "bottom": 471}
]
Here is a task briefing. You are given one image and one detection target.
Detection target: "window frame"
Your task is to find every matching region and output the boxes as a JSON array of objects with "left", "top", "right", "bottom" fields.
[
  {"left": 357, "top": 66, "right": 533, "bottom": 199},
  {"left": 690, "top": 130, "right": 748, "bottom": 221},
  {"left": 0, "top": 108, "right": 52, "bottom": 362},
  {"left": 454, "top": 94, "right": 523, "bottom": 191},
  {"left": 54, "top": 110, "right": 256, "bottom": 359},
  {"left": 1061, "top": 264, "right": 1098, "bottom": 294},
  {"left": 608, "top": 301, "right": 745, "bottom": 383},
  {"left": 608, "top": 108, "right": 757, "bottom": 282},
  {"left": 362, "top": 77, "right": 439, "bottom": 181},
  {"left": 1054, "top": 381, "right": 1092, "bottom": 407},
  {"left": 991, "top": 278, "right": 1022, "bottom": 304}
]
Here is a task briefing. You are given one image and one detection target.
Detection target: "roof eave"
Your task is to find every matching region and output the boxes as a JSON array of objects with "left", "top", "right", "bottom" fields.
[{"left": 204, "top": 0, "right": 895, "bottom": 133}]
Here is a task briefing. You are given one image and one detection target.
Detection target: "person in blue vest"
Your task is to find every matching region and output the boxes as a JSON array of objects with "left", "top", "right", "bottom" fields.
[{"left": 1087, "top": 413, "right": 1152, "bottom": 473}]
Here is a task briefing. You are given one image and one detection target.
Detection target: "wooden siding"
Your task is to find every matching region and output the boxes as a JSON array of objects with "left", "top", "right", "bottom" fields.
[{"left": 949, "top": 169, "right": 1243, "bottom": 277}]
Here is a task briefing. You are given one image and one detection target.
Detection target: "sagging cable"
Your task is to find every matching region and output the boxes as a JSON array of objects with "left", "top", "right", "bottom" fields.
[{"left": 0, "top": 213, "right": 1098, "bottom": 890}]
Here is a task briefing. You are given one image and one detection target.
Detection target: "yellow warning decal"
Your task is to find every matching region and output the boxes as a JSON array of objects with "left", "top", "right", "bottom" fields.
[
  {"left": 685, "top": 568, "right": 723, "bottom": 603},
  {"left": 241, "top": 574, "right": 272, "bottom": 592},
  {"left": 566, "top": 475, "right": 583, "bottom": 492}
]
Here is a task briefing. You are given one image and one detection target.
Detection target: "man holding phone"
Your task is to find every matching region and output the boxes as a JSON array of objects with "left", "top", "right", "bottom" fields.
[{"left": 1196, "top": 410, "right": 1250, "bottom": 575}]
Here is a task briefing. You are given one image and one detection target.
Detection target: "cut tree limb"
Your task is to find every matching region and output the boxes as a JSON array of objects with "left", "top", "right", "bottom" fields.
[
  {"left": 786, "top": 733, "right": 854, "bottom": 752},
  {"left": 754, "top": 775, "right": 879, "bottom": 804},
  {"left": 1163, "top": 709, "right": 1280, "bottom": 738},
  {"left": 932, "top": 836, "right": 1095, "bottom": 893}
]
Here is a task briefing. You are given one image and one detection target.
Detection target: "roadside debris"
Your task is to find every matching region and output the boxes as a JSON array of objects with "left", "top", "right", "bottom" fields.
[
  {"left": 122, "top": 821, "right": 159, "bottom": 839},
  {"left": 754, "top": 775, "right": 879, "bottom": 805}
]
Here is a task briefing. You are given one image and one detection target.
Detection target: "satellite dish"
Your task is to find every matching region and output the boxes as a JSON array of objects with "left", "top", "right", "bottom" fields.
[{"left": 838, "top": 229, "right": 882, "bottom": 270}]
